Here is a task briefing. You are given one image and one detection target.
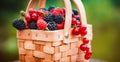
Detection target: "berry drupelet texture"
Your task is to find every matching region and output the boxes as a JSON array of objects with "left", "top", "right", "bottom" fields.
[
  {"left": 29, "top": 20, "right": 38, "bottom": 29},
  {"left": 54, "top": 14, "right": 63, "bottom": 24},
  {"left": 47, "top": 21, "right": 57, "bottom": 30},
  {"left": 44, "top": 13, "right": 55, "bottom": 23},
  {"left": 12, "top": 18, "right": 26, "bottom": 30}
]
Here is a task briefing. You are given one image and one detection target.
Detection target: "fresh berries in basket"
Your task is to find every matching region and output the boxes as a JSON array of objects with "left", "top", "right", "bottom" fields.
[{"left": 12, "top": 5, "right": 92, "bottom": 60}]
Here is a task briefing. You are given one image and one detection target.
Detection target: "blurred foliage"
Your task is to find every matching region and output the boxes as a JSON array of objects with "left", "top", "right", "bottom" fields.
[{"left": 0, "top": 0, "right": 120, "bottom": 62}]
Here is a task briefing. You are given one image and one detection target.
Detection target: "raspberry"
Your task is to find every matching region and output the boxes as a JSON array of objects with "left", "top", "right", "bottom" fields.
[
  {"left": 12, "top": 18, "right": 26, "bottom": 30},
  {"left": 54, "top": 14, "right": 63, "bottom": 24},
  {"left": 51, "top": 7, "right": 64, "bottom": 15},
  {"left": 29, "top": 20, "right": 38, "bottom": 29},
  {"left": 47, "top": 21, "right": 57, "bottom": 30},
  {"left": 44, "top": 13, "right": 54, "bottom": 23},
  {"left": 25, "top": 14, "right": 31, "bottom": 22},
  {"left": 37, "top": 19, "right": 47, "bottom": 30},
  {"left": 57, "top": 22, "right": 64, "bottom": 29},
  {"left": 28, "top": 8, "right": 35, "bottom": 15},
  {"left": 31, "top": 13, "right": 38, "bottom": 21},
  {"left": 73, "top": 9, "right": 78, "bottom": 15},
  {"left": 48, "top": 5, "right": 55, "bottom": 11}
]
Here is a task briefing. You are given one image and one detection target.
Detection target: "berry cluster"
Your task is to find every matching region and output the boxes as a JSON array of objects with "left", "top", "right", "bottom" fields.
[
  {"left": 12, "top": 5, "right": 92, "bottom": 60},
  {"left": 13, "top": 6, "right": 81, "bottom": 30}
]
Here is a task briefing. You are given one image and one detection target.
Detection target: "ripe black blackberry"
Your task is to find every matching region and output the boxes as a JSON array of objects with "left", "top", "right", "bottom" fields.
[
  {"left": 44, "top": 13, "right": 54, "bottom": 23},
  {"left": 12, "top": 18, "right": 26, "bottom": 30},
  {"left": 29, "top": 20, "right": 38, "bottom": 29},
  {"left": 47, "top": 21, "right": 57, "bottom": 30},
  {"left": 73, "top": 9, "right": 78, "bottom": 15},
  {"left": 48, "top": 5, "right": 55, "bottom": 11},
  {"left": 54, "top": 14, "right": 63, "bottom": 24}
]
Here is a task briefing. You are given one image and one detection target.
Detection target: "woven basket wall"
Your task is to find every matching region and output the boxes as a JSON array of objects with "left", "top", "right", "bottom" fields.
[{"left": 17, "top": 0, "right": 93, "bottom": 62}]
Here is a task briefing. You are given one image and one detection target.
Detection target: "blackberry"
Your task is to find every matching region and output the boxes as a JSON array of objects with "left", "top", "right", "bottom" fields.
[
  {"left": 48, "top": 5, "right": 55, "bottom": 11},
  {"left": 47, "top": 21, "right": 57, "bottom": 30},
  {"left": 12, "top": 18, "right": 26, "bottom": 30},
  {"left": 44, "top": 13, "right": 54, "bottom": 23},
  {"left": 73, "top": 9, "right": 78, "bottom": 15},
  {"left": 54, "top": 14, "right": 63, "bottom": 24},
  {"left": 76, "top": 17, "right": 80, "bottom": 21},
  {"left": 29, "top": 20, "right": 38, "bottom": 29}
]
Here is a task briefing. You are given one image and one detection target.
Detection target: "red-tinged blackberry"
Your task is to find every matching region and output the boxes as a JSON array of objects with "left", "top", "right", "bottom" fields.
[
  {"left": 12, "top": 18, "right": 26, "bottom": 30},
  {"left": 54, "top": 14, "right": 63, "bottom": 24},
  {"left": 73, "top": 9, "right": 78, "bottom": 15},
  {"left": 48, "top": 5, "right": 55, "bottom": 11},
  {"left": 44, "top": 13, "right": 55, "bottom": 23},
  {"left": 29, "top": 20, "right": 38, "bottom": 29},
  {"left": 47, "top": 21, "right": 57, "bottom": 30}
]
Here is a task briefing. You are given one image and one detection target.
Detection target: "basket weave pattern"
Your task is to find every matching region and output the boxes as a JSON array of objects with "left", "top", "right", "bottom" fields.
[{"left": 17, "top": 25, "right": 92, "bottom": 62}]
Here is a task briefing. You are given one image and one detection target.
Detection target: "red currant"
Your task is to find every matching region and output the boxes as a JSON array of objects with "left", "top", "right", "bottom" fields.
[
  {"left": 25, "top": 14, "right": 31, "bottom": 22},
  {"left": 76, "top": 20, "right": 81, "bottom": 25},
  {"left": 72, "top": 27, "right": 80, "bottom": 35},
  {"left": 72, "top": 18, "right": 77, "bottom": 25},
  {"left": 84, "top": 48, "right": 92, "bottom": 60},
  {"left": 80, "top": 43, "right": 87, "bottom": 51},
  {"left": 83, "top": 38, "right": 89, "bottom": 44},
  {"left": 31, "top": 13, "right": 38, "bottom": 21},
  {"left": 28, "top": 8, "right": 35, "bottom": 15},
  {"left": 79, "top": 24, "right": 87, "bottom": 31},
  {"left": 80, "top": 30, "right": 87, "bottom": 36}
]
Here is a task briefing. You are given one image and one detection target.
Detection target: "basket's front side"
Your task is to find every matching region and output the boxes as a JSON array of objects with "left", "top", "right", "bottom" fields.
[{"left": 17, "top": 24, "right": 92, "bottom": 62}]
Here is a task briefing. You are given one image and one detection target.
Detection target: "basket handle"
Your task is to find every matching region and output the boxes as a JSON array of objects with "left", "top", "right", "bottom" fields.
[
  {"left": 26, "top": 0, "right": 46, "bottom": 12},
  {"left": 26, "top": 0, "right": 87, "bottom": 43},
  {"left": 73, "top": 0, "right": 87, "bottom": 25}
]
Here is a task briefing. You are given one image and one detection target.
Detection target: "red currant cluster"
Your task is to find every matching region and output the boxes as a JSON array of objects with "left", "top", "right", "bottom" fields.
[{"left": 72, "top": 24, "right": 92, "bottom": 60}]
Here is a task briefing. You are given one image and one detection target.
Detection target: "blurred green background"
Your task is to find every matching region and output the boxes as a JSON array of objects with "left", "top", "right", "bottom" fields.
[{"left": 0, "top": 0, "right": 120, "bottom": 62}]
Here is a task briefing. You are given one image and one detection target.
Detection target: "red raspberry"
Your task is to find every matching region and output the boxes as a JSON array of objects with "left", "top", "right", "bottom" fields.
[
  {"left": 51, "top": 7, "right": 64, "bottom": 15},
  {"left": 57, "top": 22, "right": 64, "bottom": 29},
  {"left": 80, "top": 43, "right": 87, "bottom": 51},
  {"left": 38, "top": 10, "right": 44, "bottom": 17},
  {"left": 31, "top": 13, "right": 38, "bottom": 21},
  {"left": 25, "top": 14, "right": 31, "bottom": 22},
  {"left": 37, "top": 19, "right": 47, "bottom": 30},
  {"left": 72, "top": 18, "right": 77, "bottom": 25},
  {"left": 84, "top": 48, "right": 92, "bottom": 60},
  {"left": 28, "top": 8, "right": 35, "bottom": 15},
  {"left": 72, "top": 27, "right": 80, "bottom": 35}
]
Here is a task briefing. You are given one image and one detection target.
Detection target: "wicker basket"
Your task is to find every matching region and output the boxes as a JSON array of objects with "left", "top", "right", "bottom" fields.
[{"left": 17, "top": 0, "right": 93, "bottom": 62}]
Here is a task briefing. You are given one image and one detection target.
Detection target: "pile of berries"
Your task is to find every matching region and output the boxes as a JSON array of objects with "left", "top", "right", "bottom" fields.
[
  {"left": 12, "top": 6, "right": 80, "bottom": 31},
  {"left": 12, "top": 6, "right": 92, "bottom": 60}
]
